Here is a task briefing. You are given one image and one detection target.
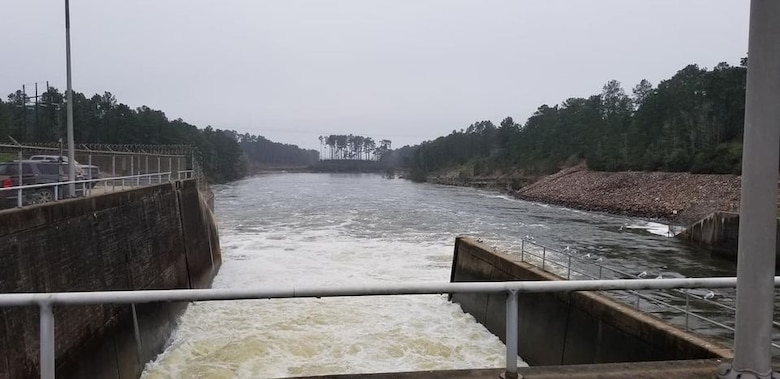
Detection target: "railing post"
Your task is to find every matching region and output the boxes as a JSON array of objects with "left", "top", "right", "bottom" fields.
[
  {"left": 542, "top": 247, "right": 546, "bottom": 271},
  {"left": 567, "top": 254, "right": 572, "bottom": 280},
  {"left": 598, "top": 265, "right": 603, "bottom": 280},
  {"left": 505, "top": 290, "right": 519, "bottom": 379},
  {"left": 131, "top": 303, "right": 143, "bottom": 364},
  {"left": 685, "top": 290, "right": 690, "bottom": 331},
  {"left": 54, "top": 185, "right": 58, "bottom": 201},
  {"left": 39, "top": 302, "right": 55, "bottom": 379},
  {"left": 520, "top": 240, "right": 524, "bottom": 261},
  {"left": 635, "top": 291, "right": 640, "bottom": 310}
]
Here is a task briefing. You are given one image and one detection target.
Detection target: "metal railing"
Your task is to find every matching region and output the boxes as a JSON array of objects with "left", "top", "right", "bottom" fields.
[
  {"left": 515, "top": 239, "right": 780, "bottom": 351},
  {"left": 0, "top": 170, "right": 195, "bottom": 208},
  {"left": 2, "top": 277, "right": 774, "bottom": 379}
]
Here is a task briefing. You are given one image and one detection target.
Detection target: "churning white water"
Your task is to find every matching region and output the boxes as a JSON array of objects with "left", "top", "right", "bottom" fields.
[
  {"left": 142, "top": 173, "right": 736, "bottom": 378},
  {"left": 142, "top": 175, "right": 521, "bottom": 378}
]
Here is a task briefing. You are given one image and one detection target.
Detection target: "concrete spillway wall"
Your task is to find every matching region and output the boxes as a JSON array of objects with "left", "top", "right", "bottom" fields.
[
  {"left": 678, "top": 211, "right": 780, "bottom": 264},
  {"left": 449, "top": 237, "right": 730, "bottom": 366},
  {"left": 0, "top": 179, "right": 221, "bottom": 379}
]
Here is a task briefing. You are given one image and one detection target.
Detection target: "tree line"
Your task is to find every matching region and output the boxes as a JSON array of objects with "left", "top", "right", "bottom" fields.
[
  {"left": 0, "top": 86, "right": 318, "bottom": 183},
  {"left": 318, "top": 134, "right": 391, "bottom": 161},
  {"left": 393, "top": 60, "right": 748, "bottom": 181}
]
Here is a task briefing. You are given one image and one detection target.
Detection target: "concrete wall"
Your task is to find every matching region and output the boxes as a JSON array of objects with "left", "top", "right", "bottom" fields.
[
  {"left": 678, "top": 211, "right": 780, "bottom": 264},
  {"left": 449, "top": 237, "right": 731, "bottom": 366},
  {"left": 0, "top": 179, "right": 221, "bottom": 379}
]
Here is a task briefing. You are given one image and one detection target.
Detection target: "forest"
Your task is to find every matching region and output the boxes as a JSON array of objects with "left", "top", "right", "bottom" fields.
[
  {"left": 396, "top": 61, "right": 748, "bottom": 181},
  {"left": 318, "top": 134, "right": 392, "bottom": 161},
  {"left": 0, "top": 87, "right": 317, "bottom": 183},
  {"left": 0, "top": 59, "right": 749, "bottom": 184}
]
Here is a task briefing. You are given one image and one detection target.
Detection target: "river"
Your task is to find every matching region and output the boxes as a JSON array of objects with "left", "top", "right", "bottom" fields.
[{"left": 141, "top": 173, "right": 738, "bottom": 378}]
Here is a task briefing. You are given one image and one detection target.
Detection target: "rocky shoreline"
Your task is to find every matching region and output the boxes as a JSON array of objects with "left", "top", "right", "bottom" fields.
[
  {"left": 511, "top": 166, "right": 742, "bottom": 222},
  {"left": 427, "top": 165, "right": 745, "bottom": 223}
]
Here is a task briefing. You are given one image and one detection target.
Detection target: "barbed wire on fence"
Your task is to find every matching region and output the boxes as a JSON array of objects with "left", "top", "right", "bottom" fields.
[{"left": 0, "top": 142, "right": 204, "bottom": 183}]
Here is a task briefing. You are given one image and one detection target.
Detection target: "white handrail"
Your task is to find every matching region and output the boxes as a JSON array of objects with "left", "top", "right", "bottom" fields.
[
  {"left": 0, "top": 276, "right": 764, "bottom": 307},
  {"left": 15, "top": 276, "right": 779, "bottom": 379}
]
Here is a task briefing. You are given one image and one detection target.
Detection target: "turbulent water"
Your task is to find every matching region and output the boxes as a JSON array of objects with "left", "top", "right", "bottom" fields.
[{"left": 141, "top": 173, "right": 737, "bottom": 378}]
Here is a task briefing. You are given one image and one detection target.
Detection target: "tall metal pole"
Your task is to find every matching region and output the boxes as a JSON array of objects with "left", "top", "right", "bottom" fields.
[
  {"left": 65, "top": 0, "right": 76, "bottom": 197},
  {"left": 718, "top": 1, "right": 780, "bottom": 378}
]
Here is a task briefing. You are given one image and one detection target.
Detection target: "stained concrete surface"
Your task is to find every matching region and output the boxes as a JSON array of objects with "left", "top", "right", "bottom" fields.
[{"left": 293, "top": 359, "right": 728, "bottom": 379}]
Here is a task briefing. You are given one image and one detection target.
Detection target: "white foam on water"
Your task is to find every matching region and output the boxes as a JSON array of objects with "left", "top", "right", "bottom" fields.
[
  {"left": 142, "top": 223, "right": 522, "bottom": 378},
  {"left": 624, "top": 221, "right": 678, "bottom": 237}
]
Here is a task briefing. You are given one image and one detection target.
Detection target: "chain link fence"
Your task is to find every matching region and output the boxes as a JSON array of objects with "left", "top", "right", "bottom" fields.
[{"left": 0, "top": 143, "right": 207, "bottom": 209}]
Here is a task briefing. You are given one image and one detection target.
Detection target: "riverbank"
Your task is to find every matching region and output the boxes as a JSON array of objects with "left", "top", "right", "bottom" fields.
[
  {"left": 512, "top": 166, "right": 741, "bottom": 222},
  {"left": 426, "top": 165, "right": 743, "bottom": 222}
]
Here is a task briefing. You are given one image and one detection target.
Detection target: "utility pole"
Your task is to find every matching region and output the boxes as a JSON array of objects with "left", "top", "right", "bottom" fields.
[
  {"left": 718, "top": 1, "right": 780, "bottom": 378},
  {"left": 65, "top": 0, "right": 76, "bottom": 197}
]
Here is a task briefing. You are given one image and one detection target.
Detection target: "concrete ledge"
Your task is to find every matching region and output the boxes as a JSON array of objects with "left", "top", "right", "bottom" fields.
[
  {"left": 450, "top": 237, "right": 731, "bottom": 366},
  {"left": 291, "top": 359, "right": 727, "bottom": 379}
]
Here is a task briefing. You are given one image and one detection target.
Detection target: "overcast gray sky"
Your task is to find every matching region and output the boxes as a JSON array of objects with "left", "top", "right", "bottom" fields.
[{"left": 1, "top": 1, "right": 749, "bottom": 150}]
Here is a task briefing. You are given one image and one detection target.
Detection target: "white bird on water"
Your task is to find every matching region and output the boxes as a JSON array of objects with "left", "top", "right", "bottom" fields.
[
  {"left": 655, "top": 274, "right": 663, "bottom": 279},
  {"left": 637, "top": 271, "right": 648, "bottom": 278},
  {"left": 704, "top": 291, "right": 716, "bottom": 300},
  {"left": 584, "top": 253, "right": 591, "bottom": 258},
  {"left": 564, "top": 246, "right": 570, "bottom": 251}
]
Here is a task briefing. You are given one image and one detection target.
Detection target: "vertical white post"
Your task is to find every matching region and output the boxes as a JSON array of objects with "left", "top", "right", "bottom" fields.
[
  {"left": 17, "top": 150, "right": 23, "bottom": 207},
  {"left": 39, "top": 302, "right": 55, "bottom": 379},
  {"left": 505, "top": 290, "right": 519, "bottom": 379}
]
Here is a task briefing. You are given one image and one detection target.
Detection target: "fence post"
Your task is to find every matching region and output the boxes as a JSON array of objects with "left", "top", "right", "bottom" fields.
[
  {"left": 112, "top": 155, "right": 116, "bottom": 191},
  {"left": 88, "top": 153, "right": 93, "bottom": 195},
  {"left": 130, "top": 155, "right": 134, "bottom": 186},
  {"left": 39, "top": 302, "right": 55, "bottom": 379},
  {"left": 17, "top": 149, "right": 23, "bottom": 207},
  {"left": 505, "top": 290, "right": 519, "bottom": 379},
  {"left": 145, "top": 155, "right": 149, "bottom": 185}
]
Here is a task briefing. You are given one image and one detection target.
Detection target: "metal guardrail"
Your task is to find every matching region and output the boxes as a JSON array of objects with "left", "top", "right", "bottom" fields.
[
  {"left": 515, "top": 239, "right": 780, "bottom": 351},
  {"left": 0, "top": 170, "right": 195, "bottom": 208},
  {"left": 4, "top": 277, "right": 775, "bottom": 379}
]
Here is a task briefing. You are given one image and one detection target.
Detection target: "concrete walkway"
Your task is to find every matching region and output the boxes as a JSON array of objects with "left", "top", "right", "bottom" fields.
[{"left": 293, "top": 359, "right": 727, "bottom": 379}]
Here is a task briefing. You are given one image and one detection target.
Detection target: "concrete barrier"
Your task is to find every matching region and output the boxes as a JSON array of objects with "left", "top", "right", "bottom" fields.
[
  {"left": 678, "top": 211, "right": 780, "bottom": 264},
  {"left": 449, "top": 237, "right": 731, "bottom": 366},
  {"left": 0, "top": 179, "right": 220, "bottom": 379}
]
